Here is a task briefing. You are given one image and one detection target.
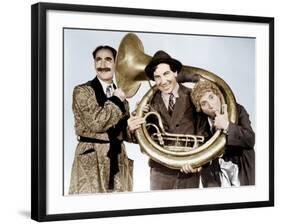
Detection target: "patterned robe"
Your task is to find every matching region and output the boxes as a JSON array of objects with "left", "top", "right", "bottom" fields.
[{"left": 69, "top": 77, "right": 133, "bottom": 194}]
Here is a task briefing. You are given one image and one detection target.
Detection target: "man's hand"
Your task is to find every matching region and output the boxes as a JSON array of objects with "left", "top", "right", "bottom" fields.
[
  {"left": 180, "top": 163, "right": 202, "bottom": 174},
  {"left": 128, "top": 115, "right": 145, "bottom": 133},
  {"left": 131, "top": 103, "right": 150, "bottom": 116},
  {"left": 142, "top": 104, "right": 150, "bottom": 113},
  {"left": 214, "top": 104, "right": 229, "bottom": 130},
  {"left": 113, "top": 88, "right": 126, "bottom": 102}
]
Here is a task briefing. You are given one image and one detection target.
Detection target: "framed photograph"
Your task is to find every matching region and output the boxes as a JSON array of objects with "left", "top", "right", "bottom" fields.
[{"left": 31, "top": 2, "right": 274, "bottom": 222}]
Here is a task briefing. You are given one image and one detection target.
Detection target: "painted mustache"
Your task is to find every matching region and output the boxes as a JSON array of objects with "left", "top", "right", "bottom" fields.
[{"left": 97, "top": 67, "right": 111, "bottom": 72}]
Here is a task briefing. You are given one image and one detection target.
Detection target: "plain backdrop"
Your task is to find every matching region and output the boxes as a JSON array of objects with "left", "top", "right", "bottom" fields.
[
  {"left": 64, "top": 29, "right": 255, "bottom": 194},
  {"left": 0, "top": 0, "right": 279, "bottom": 223}
]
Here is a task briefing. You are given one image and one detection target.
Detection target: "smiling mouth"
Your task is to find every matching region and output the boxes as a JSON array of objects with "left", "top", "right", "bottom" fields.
[
  {"left": 161, "top": 84, "right": 171, "bottom": 89},
  {"left": 162, "top": 87, "right": 171, "bottom": 92}
]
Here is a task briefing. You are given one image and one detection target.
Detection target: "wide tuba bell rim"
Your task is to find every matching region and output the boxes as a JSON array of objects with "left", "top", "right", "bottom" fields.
[{"left": 116, "top": 33, "right": 151, "bottom": 98}]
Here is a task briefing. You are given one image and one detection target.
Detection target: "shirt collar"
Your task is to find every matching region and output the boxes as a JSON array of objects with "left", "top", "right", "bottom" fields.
[{"left": 97, "top": 77, "right": 114, "bottom": 94}]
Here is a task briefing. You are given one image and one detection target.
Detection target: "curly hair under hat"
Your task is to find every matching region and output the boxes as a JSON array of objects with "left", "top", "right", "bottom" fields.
[{"left": 191, "top": 80, "right": 222, "bottom": 112}]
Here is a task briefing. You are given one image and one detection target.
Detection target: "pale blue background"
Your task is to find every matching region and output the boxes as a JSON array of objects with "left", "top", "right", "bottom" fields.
[{"left": 64, "top": 29, "right": 255, "bottom": 194}]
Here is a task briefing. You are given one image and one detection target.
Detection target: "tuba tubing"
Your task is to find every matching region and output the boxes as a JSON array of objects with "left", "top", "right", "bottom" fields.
[
  {"left": 135, "top": 85, "right": 231, "bottom": 169},
  {"left": 116, "top": 33, "right": 237, "bottom": 169}
]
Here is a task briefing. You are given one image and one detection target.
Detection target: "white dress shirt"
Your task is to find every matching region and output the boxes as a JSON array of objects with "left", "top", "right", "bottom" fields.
[
  {"left": 161, "top": 83, "right": 180, "bottom": 110},
  {"left": 97, "top": 77, "right": 114, "bottom": 97}
]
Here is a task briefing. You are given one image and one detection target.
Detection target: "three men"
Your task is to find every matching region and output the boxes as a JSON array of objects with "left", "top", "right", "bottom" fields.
[{"left": 69, "top": 44, "right": 255, "bottom": 194}]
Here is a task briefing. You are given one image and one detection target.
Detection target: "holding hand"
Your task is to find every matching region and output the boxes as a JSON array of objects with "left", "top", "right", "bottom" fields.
[
  {"left": 128, "top": 115, "right": 145, "bottom": 133},
  {"left": 131, "top": 103, "right": 150, "bottom": 116},
  {"left": 214, "top": 104, "right": 229, "bottom": 131},
  {"left": 143, "top": 104, "right": 150, "bottom": 113},
  {"left": 180, "top": 163, "right": 202, "bottom": 174}
]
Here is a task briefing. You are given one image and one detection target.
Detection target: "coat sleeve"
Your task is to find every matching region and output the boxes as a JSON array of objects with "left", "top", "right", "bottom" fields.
[
  {"left": 227, "top": 104, "right": 255, "bottom": 149},
  {"left": 72, "top": 85, "right": 124, "bottom": 133}
]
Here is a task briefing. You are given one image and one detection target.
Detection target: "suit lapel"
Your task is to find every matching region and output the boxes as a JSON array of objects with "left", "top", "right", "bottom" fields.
[
  {"left": 154, "top": 91, "right": 171, "bottom": 125},
  {"left": 170, "top": 84, "right": 187, "bottom": 124}
]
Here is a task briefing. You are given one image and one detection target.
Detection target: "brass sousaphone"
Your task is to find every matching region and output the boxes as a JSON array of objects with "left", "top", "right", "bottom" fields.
[{"left": 116, "top": 33, "right": 237, "bottom": 169}]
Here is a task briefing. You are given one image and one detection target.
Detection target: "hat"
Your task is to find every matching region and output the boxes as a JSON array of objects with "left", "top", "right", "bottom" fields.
[{"left": 144, "top": 50, "right": 182, "bottom": 80}]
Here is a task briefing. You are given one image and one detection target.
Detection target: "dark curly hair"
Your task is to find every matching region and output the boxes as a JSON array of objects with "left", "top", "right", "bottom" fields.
[{"left": 92, "top": 45, "right": 117, "bottom": 60}]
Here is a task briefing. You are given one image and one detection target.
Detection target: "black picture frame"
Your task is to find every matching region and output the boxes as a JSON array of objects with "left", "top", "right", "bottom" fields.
[{"left": 31, "top": 2, "right": 274, "bottom": 222}]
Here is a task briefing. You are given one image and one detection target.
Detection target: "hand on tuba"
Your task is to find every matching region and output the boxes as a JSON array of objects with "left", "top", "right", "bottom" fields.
[
  {"left": 128, "top": 102, "right": 150, "bottom": 133},
  {"left": 131, "top": 102, "right": 150, "bottom": 116},
  {"left": 180, "top": 163, "right": 202, "bottom": 174},
  {"left": 128, "top": 115, "right": 145, "bottom": 133},
  {"left": 142, "top": 104, "right": 150, "bottom": 114}
]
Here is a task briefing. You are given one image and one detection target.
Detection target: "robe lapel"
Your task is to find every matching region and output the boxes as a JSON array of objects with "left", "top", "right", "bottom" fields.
[
  {"left": 90, "top": 77, "right": 107, "bottom": 106},
  {"left": 89, "top": 76, "right": 125, "bottom": 190}
]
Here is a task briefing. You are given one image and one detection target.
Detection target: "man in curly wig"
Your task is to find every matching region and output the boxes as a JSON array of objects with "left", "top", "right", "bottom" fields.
[{"left": 181, "top": 80, "right": 255, "bottom": 187}]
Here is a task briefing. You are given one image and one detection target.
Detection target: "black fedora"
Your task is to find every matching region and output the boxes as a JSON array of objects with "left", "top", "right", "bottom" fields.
[{"left": 144, "top": 50, "right": 182, "bottom": 80}]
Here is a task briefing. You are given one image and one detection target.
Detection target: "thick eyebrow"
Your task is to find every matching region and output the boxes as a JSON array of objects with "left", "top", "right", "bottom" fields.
[
  {"left": 105, "top": 57, "right": 113, "bottom": 61},
  {"left": 95, "top": 56, "right": 113, "bottom": 61}
]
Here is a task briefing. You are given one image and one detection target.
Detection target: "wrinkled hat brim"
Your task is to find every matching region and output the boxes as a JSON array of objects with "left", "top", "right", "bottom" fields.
[{"left": 145, "top": 58, "right": 182, "bottom": 80}]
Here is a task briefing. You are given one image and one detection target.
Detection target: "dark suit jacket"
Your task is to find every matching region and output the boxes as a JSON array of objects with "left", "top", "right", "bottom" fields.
[
  {"left": 223, "top": 104, "right": 255, "bottom": 185},
  {"left": 199, "top": 104, "right": 255, "bottom": 186},
  {"left": 148, "top": 84, "right": 198, "bottom": 168}
]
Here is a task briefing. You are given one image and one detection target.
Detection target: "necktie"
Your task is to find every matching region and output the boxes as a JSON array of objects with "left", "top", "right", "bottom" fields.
[
  {"left": 168, "top": 93, "right": 175, "bottom": 116},
  {"left": 105, "top": 85, "right": 112, "bottom": 98},
  {"left": 210, "top": 120, "right": 216, "bottom": 134},
  {"left": 211, "top": 125, "right": 216, "bottom": 134}
]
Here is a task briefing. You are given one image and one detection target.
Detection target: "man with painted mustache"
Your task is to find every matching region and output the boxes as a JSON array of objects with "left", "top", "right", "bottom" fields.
[{"left": 69, "top": 45, "right": 135, "bottom": 194}]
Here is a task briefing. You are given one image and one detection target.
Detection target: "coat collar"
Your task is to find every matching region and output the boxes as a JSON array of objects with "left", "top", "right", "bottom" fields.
[
  {"left": 89, "top": 77, "right": 117, "bottom": 107},
  {"left": 90, "top": 77, "right": 107, "bottom": 106}
]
